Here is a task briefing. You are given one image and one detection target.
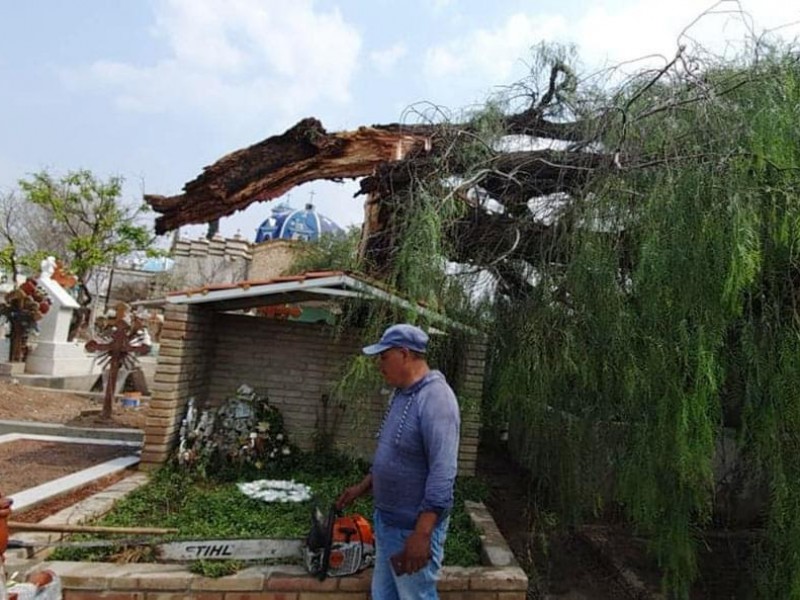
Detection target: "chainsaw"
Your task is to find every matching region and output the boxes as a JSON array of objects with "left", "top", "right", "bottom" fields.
[
  {"left": 8, "top": 505, "right": 375, "bottom": 581},
  {"left": 304, "top": 504, "right": 375, "bottom": 580}
]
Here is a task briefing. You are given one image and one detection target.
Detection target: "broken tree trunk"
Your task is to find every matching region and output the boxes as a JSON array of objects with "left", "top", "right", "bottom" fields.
[
  {"left": 143, "top": 110, "right": 607, "bottom": 284},
  {"left": 144, "top": 112, "right": 595, "bottom": 235},
  {"left": 145, "top": 118, "right": 433, "bottom": 234}
]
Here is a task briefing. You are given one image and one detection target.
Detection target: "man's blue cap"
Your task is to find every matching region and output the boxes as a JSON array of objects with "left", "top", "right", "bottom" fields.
[{"left": 362, "top": 324, "right": 429, "bottom": 355}]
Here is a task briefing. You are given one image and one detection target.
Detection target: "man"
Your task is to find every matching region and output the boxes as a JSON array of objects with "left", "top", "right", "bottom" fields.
[{"left": 336, "top": 324, "right": 461, "bottom": 600}]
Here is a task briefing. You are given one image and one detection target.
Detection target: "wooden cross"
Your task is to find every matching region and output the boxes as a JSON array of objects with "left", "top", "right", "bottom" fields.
[{"left": 85, "top": 303, "right": 150, "bottom": 420}]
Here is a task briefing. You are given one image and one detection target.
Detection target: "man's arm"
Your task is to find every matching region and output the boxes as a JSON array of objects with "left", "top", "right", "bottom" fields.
[
  {"left": 419, "top": 385, "right": 460, "bottom": 517},
  {"left": 335, "top": 473, "right": 373, "bottom": 510},
  {"left": 401, "top": 383, "right": 461, "bottom": 573}
]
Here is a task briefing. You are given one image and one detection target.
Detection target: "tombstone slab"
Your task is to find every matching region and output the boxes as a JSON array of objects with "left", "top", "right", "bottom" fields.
[{"left": 25, "top": 269, "right": 101, "bottom": 378}]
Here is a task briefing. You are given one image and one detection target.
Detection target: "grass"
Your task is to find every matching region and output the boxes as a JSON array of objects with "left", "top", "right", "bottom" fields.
[{"left": 51, "top": 452, "right": 488, "bottom": 574}]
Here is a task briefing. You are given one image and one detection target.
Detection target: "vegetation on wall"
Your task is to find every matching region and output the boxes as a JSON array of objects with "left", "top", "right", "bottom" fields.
[{"left": 288, "top": 226, "right": 362, "bottom": 274}]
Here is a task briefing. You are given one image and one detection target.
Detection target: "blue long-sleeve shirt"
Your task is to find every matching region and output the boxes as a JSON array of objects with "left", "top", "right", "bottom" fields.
[{"left": 371, "top": 370, "right": 461, "bottom": 529}]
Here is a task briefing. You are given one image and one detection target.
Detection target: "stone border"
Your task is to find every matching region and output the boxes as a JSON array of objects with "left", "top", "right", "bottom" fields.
[{"left": 7, "top": 478, "right": 528, "bottom": 599}]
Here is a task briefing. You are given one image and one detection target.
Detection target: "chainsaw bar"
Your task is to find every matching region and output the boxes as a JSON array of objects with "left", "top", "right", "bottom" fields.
[{"left": 8, "top": 537, "right": 305, "bottom": 561}]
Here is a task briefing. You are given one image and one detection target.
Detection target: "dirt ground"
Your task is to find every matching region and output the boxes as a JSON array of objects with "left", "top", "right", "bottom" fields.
[
  {"left": 0, "top": 380, "right": 146, "bottom": 429},
  {"left": 0, "top": 380, "right": 145, "bottom": 523},
  {"left": 0, "top": 439, "right": 136, "bottom": 495},
  {"left": 478, "top": 440, "right": 625, "bottom": 599}
]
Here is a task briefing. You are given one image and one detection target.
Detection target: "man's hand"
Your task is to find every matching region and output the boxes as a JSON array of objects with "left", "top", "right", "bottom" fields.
[
  {"left": 400, "top": 530, "right": 431, "bottom": 574},
  {"left": 396, "top": 510, "right": 437, "bottom": 574},
  {"left": 335, "top": 474, "right": 372, "bottom": 510},
  {"left": 335, "top": 485, "right": 363, "bottom": 510}
]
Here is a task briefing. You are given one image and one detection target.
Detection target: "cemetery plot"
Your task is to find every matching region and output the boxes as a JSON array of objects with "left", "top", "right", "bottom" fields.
[
  {"left": 0, "top": 380, "right": 146, "bottom": 429},
  {"left": 0, "top": 437, "right": 137, "bottom": 495}
]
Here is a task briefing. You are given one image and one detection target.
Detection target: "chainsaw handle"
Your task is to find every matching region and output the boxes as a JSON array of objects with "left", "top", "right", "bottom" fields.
[{"left": 316, "top": 504, "right": 338, "bottom": 581}]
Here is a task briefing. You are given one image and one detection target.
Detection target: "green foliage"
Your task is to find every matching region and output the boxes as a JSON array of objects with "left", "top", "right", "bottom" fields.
[
  {"left": 0, "top": 245, "right": 16, "bottom": 277},
  {"left": 189, "top": 560, "right": 245, "bottom": 578},
  {"left": 288, "top": 227, "right": 361, "bottom": 274},
  {"left": 50, "top": 458, "right": 485, "bottom": 572},
  {"left": 16, "top": 169, "right": 154, "bottom": 281},
  {"left": 446, "top": 477, "right": 490, "bottom": 566},
  {"left": 484, "top": 51, "right": 800, "bottom": 597},
  {"left": 0, "top": 191, "right": 54, "bottom": 281}
]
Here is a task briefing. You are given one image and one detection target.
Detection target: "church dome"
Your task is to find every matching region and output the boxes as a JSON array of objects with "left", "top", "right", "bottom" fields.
[{"left": 255, "top": 202, "right": 343, "bottom": 243}]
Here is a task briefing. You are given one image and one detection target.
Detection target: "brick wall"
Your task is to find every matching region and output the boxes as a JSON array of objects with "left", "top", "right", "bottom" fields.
[
  {"left": 208, "top": 315, "right": 379, "bottom": 459},
  {"left": 249, "top": 239, "right": 304, "bottom": 280},
  {"left": 170, "top": 236, "right": 251, "bottom": 290},
  {"left": 449, "top": 334, "right": 488, "bottom": 476},
  {"left": 140, "top": 304, "right": 215, "bottom": 467},
  {"left": 141, "top": 313, "right": 485, "bottom": 475},
  {"left": 207, "top": 316, "right": 481, "bottom": 475}
]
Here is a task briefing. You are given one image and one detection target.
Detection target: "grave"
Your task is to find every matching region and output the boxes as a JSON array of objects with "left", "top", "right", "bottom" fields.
[{"left": 24, "top": 258, "right": 101, "bottom": 384}]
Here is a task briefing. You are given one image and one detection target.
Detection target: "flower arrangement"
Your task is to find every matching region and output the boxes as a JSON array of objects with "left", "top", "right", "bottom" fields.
[
  {"left": 177, "top": 384, "right": 296, "bottom": 477},
  {"left": 0, "top": 278, "right": 52, "bottom": 361},
  {"left": 237, "top": 479, "right": 312, "bottom": 503}
]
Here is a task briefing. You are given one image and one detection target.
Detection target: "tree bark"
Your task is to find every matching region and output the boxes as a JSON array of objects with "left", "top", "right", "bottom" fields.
[
  {"left": 145, "top": 118, "right": 432, "bottom": 234},
  {"left": 144, "top": 115, "right": 594, "bottom": 234}
]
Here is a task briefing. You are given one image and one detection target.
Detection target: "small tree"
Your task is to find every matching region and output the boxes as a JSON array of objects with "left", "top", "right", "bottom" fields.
[
  {"left": 18, "top": 170, "right": 154, "bottom": 288},
  {"left": 0, "top": 191, "right": 52, "bottom": 282}
]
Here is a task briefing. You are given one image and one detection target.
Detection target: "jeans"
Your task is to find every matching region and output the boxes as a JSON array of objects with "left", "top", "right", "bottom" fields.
[{"left": 371, "top": 509, "right": 449, "bottom": 600}]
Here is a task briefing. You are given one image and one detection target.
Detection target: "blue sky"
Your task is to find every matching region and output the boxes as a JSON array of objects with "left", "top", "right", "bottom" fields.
[{"left": 1, "top": 1, "right": 797, "bottom": 243}]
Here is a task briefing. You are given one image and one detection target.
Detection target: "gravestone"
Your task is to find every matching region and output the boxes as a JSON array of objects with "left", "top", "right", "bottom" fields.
[{"left": 25, "top": 257, "right": 101, "bottom": 378}]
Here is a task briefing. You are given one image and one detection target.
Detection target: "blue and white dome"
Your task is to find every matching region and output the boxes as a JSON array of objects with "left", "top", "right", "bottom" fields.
[{"left": 255, "top": 202, "right": 343, "bottom": 243}]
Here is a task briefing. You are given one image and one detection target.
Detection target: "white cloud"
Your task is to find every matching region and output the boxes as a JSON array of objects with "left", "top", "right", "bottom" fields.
[
  {"left": 370, "top": 43, "right": 408, "bottom": 74},
  {"left": 424, "top": 1, "right": 800, "bottom": 93},
  {"left": 424, "top": 13, "right": 567, "bottom": 82},
  {"left": 576, "top": 0, "right": 800, "bottom": 68},
  {"left": 64, "top": 0, "right": 362, "bottom": 125}
]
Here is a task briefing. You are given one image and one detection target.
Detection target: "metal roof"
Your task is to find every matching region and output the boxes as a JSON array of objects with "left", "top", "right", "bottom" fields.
[{"left": 167, "top": 270, "right": 461, "bottom": 328}]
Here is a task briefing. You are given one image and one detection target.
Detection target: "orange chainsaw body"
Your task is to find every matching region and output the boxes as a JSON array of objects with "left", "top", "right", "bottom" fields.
[{"left": 304, "top": 508, "right": 375, "bottom": 579}]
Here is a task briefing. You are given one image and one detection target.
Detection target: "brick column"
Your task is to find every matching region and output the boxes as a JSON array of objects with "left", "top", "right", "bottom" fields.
[
  {"left": 140, "top": 303, "right": 215, "bottom": 468},
  {"left": 454, "top": 334, "right": 488, "bottom": 476}
]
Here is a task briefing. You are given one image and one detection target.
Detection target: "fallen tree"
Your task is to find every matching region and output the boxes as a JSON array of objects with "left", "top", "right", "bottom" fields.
[
  {"left": 145, "top": 67, "right": 615, "bottom": 288},
  {"left": 145, "top": 30, "right": 800, "bottom": 598}
]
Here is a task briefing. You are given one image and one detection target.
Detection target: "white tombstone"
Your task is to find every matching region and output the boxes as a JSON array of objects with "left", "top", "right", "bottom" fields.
[{"left": 25, "top": 257, "right": 101, "bottom": 378}]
